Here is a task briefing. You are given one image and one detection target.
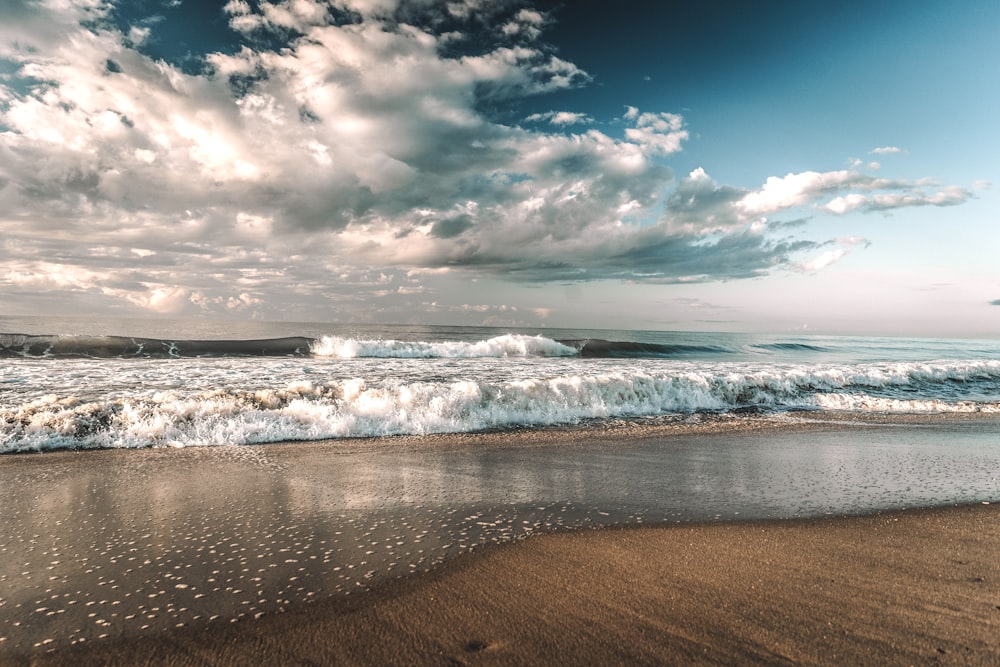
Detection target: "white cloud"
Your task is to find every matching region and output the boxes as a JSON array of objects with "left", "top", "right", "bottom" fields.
[
  {"left": 0, "top": 0, "right": 979, "bottom": 319},
  {"left": 823, "top": 185, "right": 972, "bottom": 214},
  {"left": 623, "top": 111, "right": 687, "bottom": 155},
  {"left": 502, "top": 8, "right": 545, "bottom": 40},
  {"left": 142, "top": 287, "right": 191, "bottom": 314},
  {"left": 738, "top": 170, "right": 861, "bottom": 215},
  {"left": 799, "top": 248, "right": 846, "bottom": 273},
  {"left": 797, "top": 235, "right": 871, "bottom": 273},
  {"left": 822, "top": 193, "right": 868, "bottom": 215},
  {"left": 739, "top": 170, "right": 972, "bottom": 217},
  {"left": 525, "top": 110, "right": 593, "bottom": 125},
  {"left": 224, "top": 1, "right": 252, "bottom": 15},
  {"left": 515, "top": 9, "right": 544, "bottom": 24},
  {"left": 871, "top": 146, "right": 904, "bottom": 155}
]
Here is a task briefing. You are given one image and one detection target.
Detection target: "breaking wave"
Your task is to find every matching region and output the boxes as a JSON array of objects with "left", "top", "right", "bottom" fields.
[
  {"left": 0, "top": 332, "right": 747, "bottom": 360},
  {"left": 311, "top": 334, "right": 577, "bottom": 358},
  {"left": 4, "top": 360, "right": 999, "bottom": 453}
]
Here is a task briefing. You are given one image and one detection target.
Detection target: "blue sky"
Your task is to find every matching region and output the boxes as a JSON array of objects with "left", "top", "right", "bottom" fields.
[{"left": 0, "top": 0, "right": 997, "bottom": 335}]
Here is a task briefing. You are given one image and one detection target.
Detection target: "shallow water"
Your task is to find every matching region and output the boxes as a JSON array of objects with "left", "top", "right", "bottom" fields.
[
  {"left": 1, "top": 417, "right": 998, "bottom": 655},
  {"left": 3, "top": 318, "right": 1000, "bottom": 453}
]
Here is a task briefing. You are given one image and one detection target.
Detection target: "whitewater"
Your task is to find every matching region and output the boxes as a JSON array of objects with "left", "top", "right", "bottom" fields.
[{"left": 2, "top": 318, "right": 1000, "bottom": 454}]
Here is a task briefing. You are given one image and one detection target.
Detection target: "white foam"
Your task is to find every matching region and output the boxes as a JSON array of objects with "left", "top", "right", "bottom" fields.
[
  {"left": 3, "top": 359, "right": 999, "bottom": 453},
  {"left": 310, "top": 334, "right": 578, "bottom": 358},
  {"left": 813, "top": 394, "right": 1000, "bottom": 413}
]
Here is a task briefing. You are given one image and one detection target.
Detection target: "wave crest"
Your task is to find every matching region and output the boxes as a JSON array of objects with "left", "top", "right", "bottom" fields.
[
  {"left": 4, "top": 360, "right": 999, "bottom": 453},
  {"left": 310, "top": 334, "right": 578, "bottom": 358}
]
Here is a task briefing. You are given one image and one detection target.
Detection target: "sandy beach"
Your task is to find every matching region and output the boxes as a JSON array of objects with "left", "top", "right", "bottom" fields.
[
  {"left": 15, "top": 504, "right": 1000, "bottom": 666},
  {"left": 3, "top": 417, "right": 999, "bottom": 665}
]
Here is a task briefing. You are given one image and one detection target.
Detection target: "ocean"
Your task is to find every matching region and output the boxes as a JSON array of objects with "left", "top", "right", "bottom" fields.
[
  {"left": 3, "top": 316, "right": 1000, "bottom": 655},
  {"left": 2, "top": 316, "right": 1000, "bottom": 454}
]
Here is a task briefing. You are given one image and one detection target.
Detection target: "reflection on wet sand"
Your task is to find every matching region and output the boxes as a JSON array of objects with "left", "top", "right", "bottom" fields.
[{"left": 2, "top": 416, "right": 999, "bottom": 656}]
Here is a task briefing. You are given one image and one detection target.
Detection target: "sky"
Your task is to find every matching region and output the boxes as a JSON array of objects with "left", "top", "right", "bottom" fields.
[{"left": 1, "top": 0, "right": 998, "bottom": 336}]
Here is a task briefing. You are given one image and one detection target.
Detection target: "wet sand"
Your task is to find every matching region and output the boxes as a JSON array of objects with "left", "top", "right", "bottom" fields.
[
  {"left": 2, "top": 415, "right": 999, "bottom": 664},
  {"left": 20, "top": 505, "right": 1000, "bottom": 666}
]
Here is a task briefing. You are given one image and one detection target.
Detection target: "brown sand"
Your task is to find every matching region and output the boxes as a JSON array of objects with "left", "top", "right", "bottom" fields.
[{"left": 21, "top": 504, "right": 1000, "bottom": 667}]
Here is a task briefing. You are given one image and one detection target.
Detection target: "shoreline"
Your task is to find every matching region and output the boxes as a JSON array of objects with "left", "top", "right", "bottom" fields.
[
  {"left": 18, "top": 504, "right": 1000, "bottom": 666},
  {"left": 3, "top": 415, "right": 999, "bottom": 664},
  {"left": 5, "top": 409, "right": 1000, "bottom": 457}
]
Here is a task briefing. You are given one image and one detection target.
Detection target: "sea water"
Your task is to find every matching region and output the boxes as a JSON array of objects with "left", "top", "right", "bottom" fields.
[
  {"left": 2, "top": 316, "right": 1000, "bottom": 454},
  {"left": 2, "top": 316, "right": 1000, "bottom": 654}
]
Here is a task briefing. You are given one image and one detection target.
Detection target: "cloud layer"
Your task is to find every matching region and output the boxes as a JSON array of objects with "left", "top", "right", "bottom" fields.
[{"left": 0, "top": 0, "right": 977, "bottom": 319}]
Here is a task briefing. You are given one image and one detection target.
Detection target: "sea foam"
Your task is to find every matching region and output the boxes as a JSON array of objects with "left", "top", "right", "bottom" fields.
[
  {"left": 4, "top": 360, "right": 1000, "bottom": 453},
  {"left": 309, "top": 334, "right": 578, "bottom": 358}
]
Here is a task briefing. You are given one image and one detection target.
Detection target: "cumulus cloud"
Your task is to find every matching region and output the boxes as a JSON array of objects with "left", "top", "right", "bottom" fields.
[
  {"left": 665, "top": 167, "right": 747, "bottom": 233},
  {"left": 622, "top": 109, "right": 687, "bottom": 155},
  {"left": 740, "top": 171, "right": 882, "bottom": 216},
  {"left": 525, "top": 110, "right": 593, "bottom": 125},
  {"left": 870, "top": 146, "right": 904, "bottom": 155},
  {"left": 0, "top": 0, "right": 978, "bottom": 319},
  {"left": 737, "top": 171, "right": 973, "bottom": 217},
  {"left": 501, "top": 8, "right": 546, "bottom": 40}
]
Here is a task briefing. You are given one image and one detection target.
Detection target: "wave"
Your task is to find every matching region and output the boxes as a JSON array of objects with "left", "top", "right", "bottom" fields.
[
  {"left": 5, "top": 360, "right": 999, "bottom": 453},
  {"left": 312, "top": 336, "right": 736, "bottom": 359},
  {"left": 561, "top": 339, "right": 733, "bottom": 358},
  {"left": 751, "top": 342, "right": 832, "bottom": 353},
  {"left": 0, "top": 332, "right": 733, "bottom": 360},
  {"left": 0, "top": 333, "right": 314, "bottom": 358},
  {"left": 311, "top": 334, "right": 577, "bottom": 358},
  {"left": 0, "top": 333, "right": 575, "bottom": 360}
]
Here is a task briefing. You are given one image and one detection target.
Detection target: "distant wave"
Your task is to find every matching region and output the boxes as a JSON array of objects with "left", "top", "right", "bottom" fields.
[
  {"left": 311, "top": 334, "right": 577, "bottom": 358},
  {"left": 4, "top": 360, "right": 999, "bottom": 453},
  {"left": 0, "top": 331, "right": 989, "bottom": 364},
  {"left": 0, "top": 333, "right": 314, "bottom": 358},
  {"left": 0, "top": 333, "right": 575, "bottom": 359},
  {"left": 313, "top": 336, "right": 736, "bottom": 359},
  {"left": 561, "top": 339, "right": 734, "bottom": 358},
  {"left": 751, "top": 342, "right": 832, "bottom": 353},
  {"left": 0, "top": 332, "right": 735, "bottom": 360}
]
